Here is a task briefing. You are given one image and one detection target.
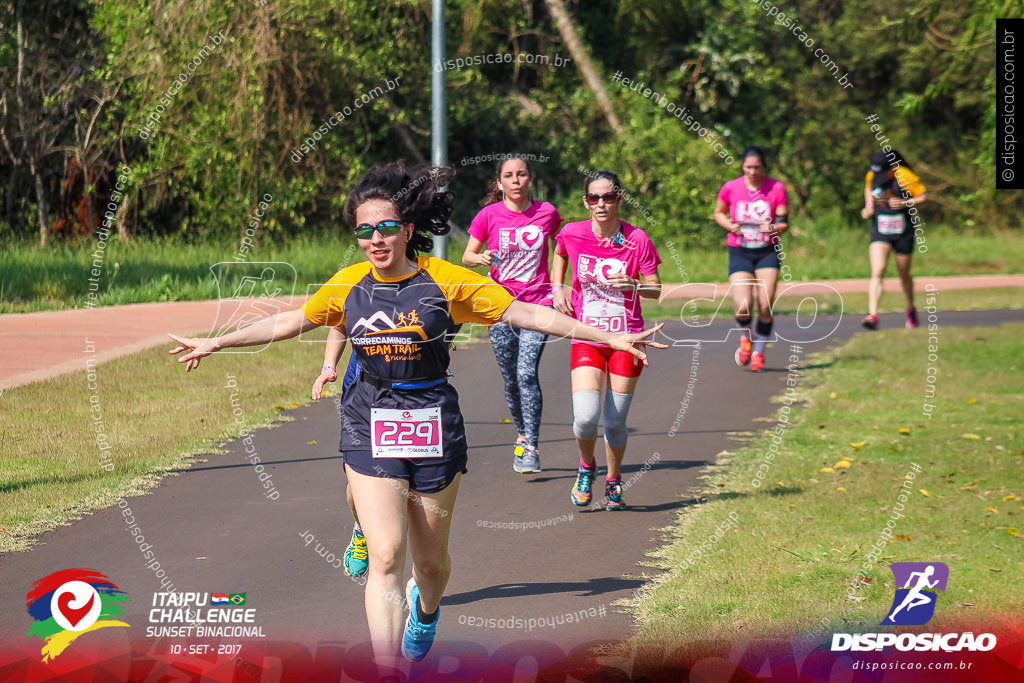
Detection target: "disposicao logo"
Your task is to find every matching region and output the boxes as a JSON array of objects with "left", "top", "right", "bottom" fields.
[
  {"left": 883, "top": 561, "right": 948, "bottom": 626},
  {"left": 26, "top": 569, "right": 130, "bottom": 661},
  {"left": 831, "top": 562, "right": 997, "bottom": 653}
]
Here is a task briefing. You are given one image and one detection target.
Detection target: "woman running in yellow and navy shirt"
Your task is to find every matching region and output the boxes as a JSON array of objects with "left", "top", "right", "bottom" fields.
[
  {"left": 713, "top": 145, "right": 790, "bottom": 372},
  {"left": 462, "top": 155, "right": 562, "bottom": 474},
  {"left": 168, "top": 162, "right": 664, "bottom": 672},
  {"left": 860, "top": 150, "right": 928, "bottom": 330}
]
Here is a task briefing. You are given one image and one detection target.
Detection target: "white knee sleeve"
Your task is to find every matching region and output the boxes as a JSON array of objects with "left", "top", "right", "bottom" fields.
[
  {"left": 603, "top": 391, "right": 634, "bottom": 448},
  {"left": 571, "top": 390, "right": 601, "bottom": 440}
]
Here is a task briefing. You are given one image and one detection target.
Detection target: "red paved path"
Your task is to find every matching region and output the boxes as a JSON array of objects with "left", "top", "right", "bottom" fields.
[{"left": 0, "top": 274, "right": 1019, "bottom": 390}]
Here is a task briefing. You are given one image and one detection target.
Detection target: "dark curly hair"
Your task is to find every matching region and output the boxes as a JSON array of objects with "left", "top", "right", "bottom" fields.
[{"left": 343, "top": 161, "right": 455, "bottom": 259}]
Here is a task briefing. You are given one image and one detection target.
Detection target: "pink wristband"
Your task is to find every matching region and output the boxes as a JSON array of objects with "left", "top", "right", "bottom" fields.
[{"left": 322, "top": 365, "right": 335, "bottom": 373}]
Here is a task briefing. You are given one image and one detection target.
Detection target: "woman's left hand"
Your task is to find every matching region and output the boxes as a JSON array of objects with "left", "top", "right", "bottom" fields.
[{"left": 607, "top": 323, "right": 668, "bottom": 366}]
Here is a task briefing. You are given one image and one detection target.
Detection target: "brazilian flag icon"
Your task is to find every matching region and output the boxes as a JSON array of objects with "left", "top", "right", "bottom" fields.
[{"left": 229, "top": 593, "right": 246, "bottom": 605}]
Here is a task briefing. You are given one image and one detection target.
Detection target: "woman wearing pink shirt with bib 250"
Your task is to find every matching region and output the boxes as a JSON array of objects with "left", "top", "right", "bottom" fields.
[
  {"left": 551, "top": 170, "right": 662, "bottom": 511},
  {"left": 463, "top": 156, "right": 563, "bottom": 474}
]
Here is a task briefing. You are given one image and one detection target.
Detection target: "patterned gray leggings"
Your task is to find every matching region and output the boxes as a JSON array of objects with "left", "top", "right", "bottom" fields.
[{"left": 488, "top": 321, "right": 548, "bottom": 448}]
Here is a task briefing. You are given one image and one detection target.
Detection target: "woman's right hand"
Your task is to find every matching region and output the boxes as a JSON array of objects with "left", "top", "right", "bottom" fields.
[
  {"left": 311, "top": 368, "right": 338, "bottom": 401},
  {"left": 552, "top": 287, "right": 573, "bottom": 317},
  {"left": 476, "top": 250, "right": 497, "bottom": 267},
  {"left": 729, "top": 222, "right": 743, "bottom": 236},
  {"left": 861, "top": 206, "right": 873, "bottom": 219}
]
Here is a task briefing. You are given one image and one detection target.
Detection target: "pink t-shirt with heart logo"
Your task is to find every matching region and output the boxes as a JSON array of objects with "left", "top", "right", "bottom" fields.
[{"left": 468, "top": 200, "right": 563, "bottom": 305}]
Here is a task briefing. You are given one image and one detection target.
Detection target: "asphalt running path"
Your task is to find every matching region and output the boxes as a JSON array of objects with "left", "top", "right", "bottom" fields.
[
  {"left": 2, "top": 308, "right": 1022, "bottom": 678},
  {"left": 1, "top": 274, "right": 1020, "bottom": 390}
]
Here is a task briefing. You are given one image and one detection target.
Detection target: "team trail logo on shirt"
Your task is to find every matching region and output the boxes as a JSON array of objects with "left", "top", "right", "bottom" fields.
[
  {"left": 351, "top": 310, "right": 427, "bottom": 340},
  {"left": 882, "top": 562, "right": 948, "bottom": 626},
  {"left": 25, "top": 569, "right": 130, "bottom": 662},
  {"left": 350, "top": 309, "right": 428, "bottom": 362}
]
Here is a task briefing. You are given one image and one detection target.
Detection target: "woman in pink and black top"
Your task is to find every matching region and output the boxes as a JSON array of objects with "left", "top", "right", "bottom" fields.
[
  {"left": 712, "top": 145, "right": 789, "bottom": 373},
  {"left": 463, "top": 156, "right": 562, "bottom": 474},
  {"left": 551, "top": 170, "right": 662, "bottom": 510}
]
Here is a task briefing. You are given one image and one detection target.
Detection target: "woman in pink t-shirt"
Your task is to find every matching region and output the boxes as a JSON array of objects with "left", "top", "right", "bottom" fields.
[
  {"left": 551, "top": 170, "right": 662, "bottom": 511},
  {"left": 712, "top": 145, "right": 790, "bottom": 373},
  {"left": 462, "top": 156, "right": 563, "bottom": 474}
]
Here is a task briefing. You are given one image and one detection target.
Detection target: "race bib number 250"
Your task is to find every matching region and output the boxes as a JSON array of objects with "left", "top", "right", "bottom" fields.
[{"left": 371, "top": 407, "right": 443, "bottom": 458}]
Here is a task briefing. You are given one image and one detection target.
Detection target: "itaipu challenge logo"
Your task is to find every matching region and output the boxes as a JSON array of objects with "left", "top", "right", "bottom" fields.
[{"left": 26, "top": 569, "right": 129, "bottom": 662}]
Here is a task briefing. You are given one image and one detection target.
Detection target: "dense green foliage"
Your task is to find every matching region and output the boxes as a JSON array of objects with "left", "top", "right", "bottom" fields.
[{"left": 0, "top": 0, "right": 1018, "bottom": 249}]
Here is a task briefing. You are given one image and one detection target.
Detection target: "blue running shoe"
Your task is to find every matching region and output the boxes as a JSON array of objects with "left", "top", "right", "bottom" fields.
[
  {"left": 571, "top": 467, "right": 594, "bottom": 506},
  {"left": 604, "top": 480, "right": 627, "bottom": 511},
  {"left": 513, "top": 444, "right": 542, "bottom": 473},
  {"left": 344, "top": 525, "right": 368, "bottom": 578},
  {"left": 402, "top": 579, "right": 437, "bottom": 662}
]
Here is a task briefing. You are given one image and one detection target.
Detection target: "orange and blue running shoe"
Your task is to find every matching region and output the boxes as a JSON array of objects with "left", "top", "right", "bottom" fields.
[
  {"left": 571, "top": 467, "right": 594, "bottom": 506},
  {"left": 604, "top": 480, "right": 627, "bottom": 511}
]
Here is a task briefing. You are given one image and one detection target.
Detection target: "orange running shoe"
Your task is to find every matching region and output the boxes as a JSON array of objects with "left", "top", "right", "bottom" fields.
[
  {"left": 750, "top": 351, "right": 765, "bottom": 372},
  {"left": 734, "top": 334, "right": 752, "bottom": 366}
]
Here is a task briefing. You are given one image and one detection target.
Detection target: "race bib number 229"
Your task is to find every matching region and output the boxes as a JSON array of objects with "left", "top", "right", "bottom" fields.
[{"left": 371, "top": 407, "right": 443, "bottom": 458}]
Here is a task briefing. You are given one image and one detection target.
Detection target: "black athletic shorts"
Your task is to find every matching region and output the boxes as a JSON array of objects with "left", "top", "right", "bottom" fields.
[
  {"left": 870, "top": 213, "right": 914, "bottom": 255},
  {"left": 339, "top": 379, "right": 467, "bottom": 493},
  {"left": 728, "top": 245, "right": 781, "bottom": 275}
]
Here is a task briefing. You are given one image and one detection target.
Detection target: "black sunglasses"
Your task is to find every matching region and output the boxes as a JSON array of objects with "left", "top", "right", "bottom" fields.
[
  {"left": 354, "top": 220, "right": 404, "bottom": 239},
  {"left": 584, "top": 192, "right": 621, "bottom": 206}
]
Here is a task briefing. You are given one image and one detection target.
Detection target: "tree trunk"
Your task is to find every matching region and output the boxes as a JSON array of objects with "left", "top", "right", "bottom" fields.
[
  {"left": 543, "top": 0, "right": 623, "bottom": 135},
  {"left": 16, "top": 2, "right": 49, "bottom": 246}
]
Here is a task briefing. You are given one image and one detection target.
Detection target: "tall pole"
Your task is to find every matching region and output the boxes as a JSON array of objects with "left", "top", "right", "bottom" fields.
[{"left": 431, "top": 0, "right": 448, "bottom": 260}]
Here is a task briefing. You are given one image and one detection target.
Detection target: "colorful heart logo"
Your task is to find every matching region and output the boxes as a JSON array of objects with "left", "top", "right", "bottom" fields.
[
  {"left": 50, "top": 581, "right": 101, "bottom": 632},
  {"left": 596, "top": 258, "right": 626, "bottom": 284},
  {"left": 57, "top": 592, "right": 94, "bottom": 628},
  {"left": 516, "top": 225, "right": 543, "bottom": 250}
]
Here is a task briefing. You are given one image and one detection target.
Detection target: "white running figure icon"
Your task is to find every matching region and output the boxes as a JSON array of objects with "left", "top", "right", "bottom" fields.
[{"left": 887, "top": 564, "right": 939, "bottom": 622}]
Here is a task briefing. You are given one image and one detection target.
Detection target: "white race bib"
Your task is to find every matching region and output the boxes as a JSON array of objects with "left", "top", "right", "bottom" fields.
[
  {"left": 739, "top": 224, "right": 768, "bottom": 248},
  {"left": 371, "top": 407, "right": 443, "bottom": 459},
  {"left": 581, "top": 297, "right": 627, "bottom": 334},
  {"left": 877, "top": 214, "right": 906, "bottom": 235}
]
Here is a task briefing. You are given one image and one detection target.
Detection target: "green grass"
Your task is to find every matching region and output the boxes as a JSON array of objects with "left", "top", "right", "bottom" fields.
[
  {"left": 620, "top": 322, "right": 1024, "bottom": 656},
  {"left": 0, "top": 234, "right": 370, "bottom": 313},
  {"left": 641, "top": 287, "right": 1024, "bottom": 320},
  {"left": 654, "top": 223, "right": 1024, "bottom": 284},
  {"left": 2, "top": 223, "right": 1022, "bottom": 313},
  {"left": 0, "top": 327, "right": 347, "bottom": 552}
]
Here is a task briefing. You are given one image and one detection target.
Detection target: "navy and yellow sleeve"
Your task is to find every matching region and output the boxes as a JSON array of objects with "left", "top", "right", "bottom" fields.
[
  {"left": 424, "top": 257, "right": 515, "bottom": 326},
  {"left": 302, "top": 262, "right": 374, "bottom": 328}
]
